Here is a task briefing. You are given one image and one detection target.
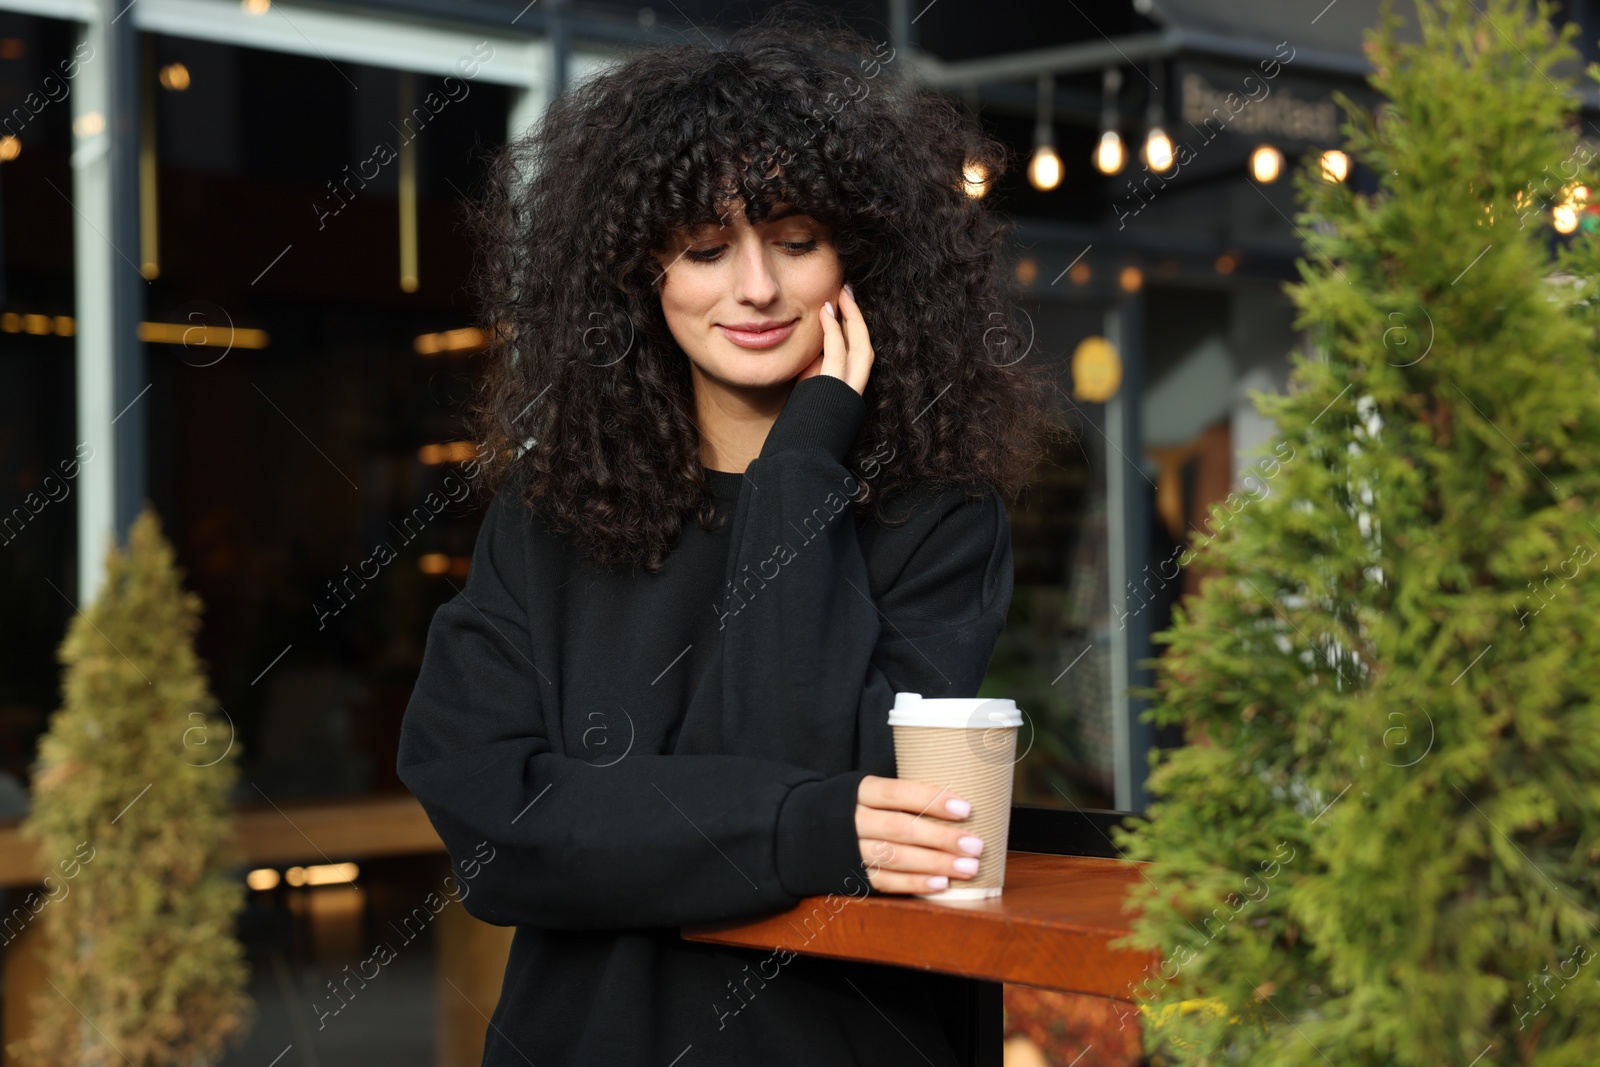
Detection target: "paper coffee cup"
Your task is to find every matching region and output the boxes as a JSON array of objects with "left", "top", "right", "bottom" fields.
[{"left": 887, "top": 693, "right": 1022, "bottom": 901}]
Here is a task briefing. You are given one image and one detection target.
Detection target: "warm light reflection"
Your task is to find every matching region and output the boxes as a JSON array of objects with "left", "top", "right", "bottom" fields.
[
  {"left": 419, "top": 554, "right": 472, "bottom": 578},
  {"left": 1, "top": 313, "right": 76, "bottom": 336},
  {"left": 137, "top": 321, "right": 270, "bottom": 349},
  {"left": 247, "top": 868, "right": 281, "bottom": 891},
  {"left": 284, "top": 862, "right": 359, "bottom": 887},
  {"left": 159, "top": 62, "right": 191, "bottom": 91},
  {"left": 414, "top": 326, "right": 488, "bottom": 355},
  {"left": 417, "top": 440, "right": 480, "bottom": 465}
]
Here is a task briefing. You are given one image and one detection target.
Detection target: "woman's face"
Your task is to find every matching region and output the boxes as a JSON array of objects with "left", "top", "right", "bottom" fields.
[{"left": 652, "top": 199, "right": 843, "bottom": 392}]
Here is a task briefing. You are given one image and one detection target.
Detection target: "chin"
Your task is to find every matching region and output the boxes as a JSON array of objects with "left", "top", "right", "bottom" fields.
[
  {"left": 708, "top": 351, "right": 811, "bottom": 388},
  {"left": 721, "top": 364, "right": 807, "bottom": 390}
]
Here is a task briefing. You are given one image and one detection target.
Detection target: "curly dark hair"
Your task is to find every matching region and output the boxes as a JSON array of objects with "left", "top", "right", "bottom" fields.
[{"left": 462, "top": 3, "right": 1063, "bottom": 574}]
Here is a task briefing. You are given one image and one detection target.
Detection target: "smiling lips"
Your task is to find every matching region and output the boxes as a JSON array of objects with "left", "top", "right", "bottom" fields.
[{"left": 716, "top": 318, "right": 799, "bottom": 349}]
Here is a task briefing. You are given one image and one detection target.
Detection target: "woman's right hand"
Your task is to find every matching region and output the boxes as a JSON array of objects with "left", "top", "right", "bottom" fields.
[{"left": 855, "top": 774, "right": 987, "bottom": 894}]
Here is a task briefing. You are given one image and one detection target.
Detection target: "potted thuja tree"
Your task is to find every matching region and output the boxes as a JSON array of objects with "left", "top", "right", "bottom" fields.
[
  {"left": 1112, "top": 0, "right": 1600, "bottom": 1064},
  {"left": 10, "top": 506, "right": 253, "bottom": 1066}
]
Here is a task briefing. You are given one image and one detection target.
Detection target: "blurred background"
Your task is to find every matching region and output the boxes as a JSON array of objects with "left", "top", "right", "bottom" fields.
[{"left": 3, "top": 0, "right": 1593, "bottom": 1062}]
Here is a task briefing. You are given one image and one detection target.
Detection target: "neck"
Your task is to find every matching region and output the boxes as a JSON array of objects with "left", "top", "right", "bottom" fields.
[{"left": 691, "top": 363, "right": 794, "bottom": 475}]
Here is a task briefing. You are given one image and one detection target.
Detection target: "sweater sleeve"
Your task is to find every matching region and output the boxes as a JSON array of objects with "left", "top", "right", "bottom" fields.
[
  {"left": 396, "top": 480, "right": 887, "bottom": 932},
  {"left": 674, "top": 373, "right": 1016, "bottom": 899}
]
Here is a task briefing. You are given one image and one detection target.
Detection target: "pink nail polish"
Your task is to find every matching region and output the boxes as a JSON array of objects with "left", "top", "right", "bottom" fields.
[
  {"left": 926, "top": 875, "right": 948, "bottom": 890},
  {"left": 824, "top": 300, "right": 835, "bottom": 319},
  {"left": 945, "top": 798, "right": 970, "bottom": 818}
]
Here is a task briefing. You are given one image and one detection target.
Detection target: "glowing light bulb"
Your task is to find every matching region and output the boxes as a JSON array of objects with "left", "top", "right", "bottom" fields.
[
  {"left": 159, "top": 62, "right": 191, "bottom": 91},
  {"left": 1249, "top": 145, "right": 1283, "bottom": 183},
  {"left": 1320, "top": 149, "right": 1350, "bottom": 183},
  {"left": 962, "top": 160, "right": 990, "bottom": 198},
  {"left": 1143, "top": 126, "right": 1174, "bottom": 173},
  {"left": 1094, "top": 130, "right": 1125, "bottom": 175},
  {"left": 1028, "top": 144, "right": 1062, "bottom": 191},
  {"left": 1545, "top": 184, "right": 1589, "bottom": 234}
]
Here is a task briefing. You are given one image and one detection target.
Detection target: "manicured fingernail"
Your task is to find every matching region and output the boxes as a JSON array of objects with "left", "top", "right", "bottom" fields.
[
  {"left": 958, "top": 835, "right": 984, "bottom": 856},
  {"left": 927, "top": 875, "right": 949, "bottom": 890},
  {"left": 945, "top": 798, "right": 971, "bottom": 818},
  {"left": 843, "top": 282, "right": 855, "bottom": 299},
  {"left": 824, "top": 300, "right": 835, "bottom": 319}
]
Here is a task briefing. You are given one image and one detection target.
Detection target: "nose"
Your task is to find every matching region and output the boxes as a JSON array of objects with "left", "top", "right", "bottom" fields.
[{"left": 731, "top": 235, "right": 780, "bottom": 307}]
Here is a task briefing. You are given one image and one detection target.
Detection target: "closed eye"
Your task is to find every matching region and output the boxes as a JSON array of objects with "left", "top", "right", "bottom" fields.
[{"left": 684, "top": 239, "right": 819, "bottom": 263}]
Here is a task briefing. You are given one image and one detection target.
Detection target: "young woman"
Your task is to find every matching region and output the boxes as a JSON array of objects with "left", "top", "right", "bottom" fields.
[{"left": 397, "top": 9, "right": 1057, "bottom": 1065}]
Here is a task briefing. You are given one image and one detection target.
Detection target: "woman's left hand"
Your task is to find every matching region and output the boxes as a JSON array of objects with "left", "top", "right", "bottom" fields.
[{"left": 795, "top": 283, "right": 874, "bottom": 397}]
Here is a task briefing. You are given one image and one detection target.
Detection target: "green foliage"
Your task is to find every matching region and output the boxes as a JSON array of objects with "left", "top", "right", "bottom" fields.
[
  {"left": 1110, "top": 1, "right": 1600, "bottom": 1063},
  {"left": 11, "top": 507, "right": 253, "bottom": 1067}
]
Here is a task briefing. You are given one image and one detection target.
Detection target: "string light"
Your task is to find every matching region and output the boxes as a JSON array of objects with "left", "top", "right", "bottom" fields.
[
  {"left": 962, "top": 159, "right": 991, "bottom": 199},
  {"left": 1553, "top": 185, "right": 1587, "bottom": 234},
  {"left": 1142, "top": 126, "right": 1174, "bottom": 173},
  {"left": 1094, "top": 68, "right": 1126, "bottom": 176},
  {"left": 1095, "top": 131, "right": 1125, "bottom": 175},
  {"left": 1320, "top": 149, "right": 1350, "bottom": 183},
  {"left": 1028, "top": 146, "right": 1062, "bottom": 191},
  {"left": 1249, "top": 145, "right": 1283, "bottom": 183},
  {"left": 1141, "top": 63, "right": 1174, "bottom": 174},
  {"left": 158, "top": 62, "right": 190, "bottom": 90},
  {"left": 1028, "top": 74, "right": 1062, "bottom": 191}
]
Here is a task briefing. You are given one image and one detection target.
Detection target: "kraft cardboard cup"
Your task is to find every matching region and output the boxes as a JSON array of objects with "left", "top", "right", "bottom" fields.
[{"left": 887, "top": 693, "right": 1022, "bottom": 902}]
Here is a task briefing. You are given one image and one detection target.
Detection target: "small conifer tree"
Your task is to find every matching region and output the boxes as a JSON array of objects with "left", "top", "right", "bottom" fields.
[
  {"left": 1113, "top": 1, "right": 1600, "bottom": 1063},
  {"left": 11, "top": 506, "right": 253, "bottom": 1067}
]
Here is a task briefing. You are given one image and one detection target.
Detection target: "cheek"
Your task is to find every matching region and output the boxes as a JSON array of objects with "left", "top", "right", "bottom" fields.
[
  {"left": 661, "top": 265, "right": 725, "bottom": 316},
  {"left": 656, "top": 273, "right": 704, "bottom": 334},
  {"left": 788, "top": 252, "right": 843, "bottom": 310}
]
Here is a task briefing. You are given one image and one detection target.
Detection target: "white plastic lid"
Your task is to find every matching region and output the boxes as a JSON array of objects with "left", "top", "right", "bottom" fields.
[{"left": 886, "top": 693, "right": 1022, "bottom": 729}]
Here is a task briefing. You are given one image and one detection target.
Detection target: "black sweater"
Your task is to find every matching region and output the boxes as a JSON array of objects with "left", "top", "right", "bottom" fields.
[{"left": 396, "top": 374, "right": 1015, "bottom": 1066}]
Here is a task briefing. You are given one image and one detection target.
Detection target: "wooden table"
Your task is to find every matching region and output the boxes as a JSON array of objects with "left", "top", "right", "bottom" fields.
[
  {"left": 683, "top": 851, "right": 1155, "bottom": 1000},
  {"left": 683, "top": 806, "right": 1154, "bottom": 1066}
]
